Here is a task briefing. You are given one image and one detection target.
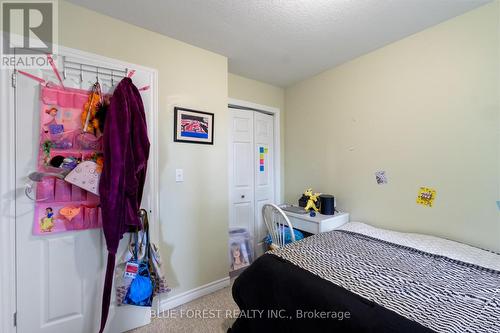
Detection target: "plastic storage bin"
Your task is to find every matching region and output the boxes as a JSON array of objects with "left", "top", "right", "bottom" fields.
[{"left": 228, "top": 227, "right": 253, "bottom": 273}]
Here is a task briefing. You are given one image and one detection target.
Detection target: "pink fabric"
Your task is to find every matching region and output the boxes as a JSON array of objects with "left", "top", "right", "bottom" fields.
[
  {"left": 41, "top": 86, "right": 94, "bottom": 109},
  {"left": 33, "top": 85, "right": 103, "bottom": 236},
  {"left": 47, "top": 54, "right": 65, "bottom": 89},
  {"left": 36, "top": 177, "right": 55, "bottom": 201},
  {"left": 71, "top": 185, "right": 87, "bottom": 202},
  {"left": 18, "top": 70, "right": 46, "bottom": 84}
]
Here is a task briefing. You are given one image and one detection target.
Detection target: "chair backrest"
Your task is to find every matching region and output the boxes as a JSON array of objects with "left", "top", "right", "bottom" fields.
[{"left": 262, "top": 204, "right": 296, "bottom": 249}]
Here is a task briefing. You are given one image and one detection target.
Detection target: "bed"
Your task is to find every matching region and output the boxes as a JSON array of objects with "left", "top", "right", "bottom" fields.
[{"left": 230, "top": 222, "right": 500, "bottom": 333}]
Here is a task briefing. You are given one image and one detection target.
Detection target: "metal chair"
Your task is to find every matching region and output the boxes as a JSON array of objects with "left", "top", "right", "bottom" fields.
[{"left": 262, "top": 203, "right": 296, "bottom": 250}]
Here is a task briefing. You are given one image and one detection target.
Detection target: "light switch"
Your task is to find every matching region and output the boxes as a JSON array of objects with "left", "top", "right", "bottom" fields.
[{"left": 175, "top": 169, "right": 184, "bottom": 182}]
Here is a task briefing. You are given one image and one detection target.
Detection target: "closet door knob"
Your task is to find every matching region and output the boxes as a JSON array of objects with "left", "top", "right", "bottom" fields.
[{"left": 241, "top": 195, "right": 245, "bottom": 199}]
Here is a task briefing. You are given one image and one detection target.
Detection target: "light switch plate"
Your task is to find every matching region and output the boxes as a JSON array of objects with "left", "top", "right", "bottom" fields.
[{"left": 175, "top": 169, "right": 184, "bottom": 182}]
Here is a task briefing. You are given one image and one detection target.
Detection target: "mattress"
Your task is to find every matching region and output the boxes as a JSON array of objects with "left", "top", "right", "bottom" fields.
[
  {"left": 338, "top": 222, "right": 500, "bottom": 271},
  {"left": 231, "top": 222, "right": 500, "bottom": 333}
]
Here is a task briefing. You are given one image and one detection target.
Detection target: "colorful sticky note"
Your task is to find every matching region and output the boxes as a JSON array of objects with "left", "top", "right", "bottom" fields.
[
  {"left": 260, "top": 165, "right": 264, "bottom": 172},
  {"left": 496, "top": 201, "right": 500, "bottom": 210},
  {"left": 264, "top": 148, "right": 268, "bottom": 153},
  {"left": 259, "top": 153, "right": 264, "bottom": 159},
  {"left": 260, "top": 159, "right": 264, "bottom": 164},
  {"left": 416, "top": 187, "right": 437, "bottom": 207},
  {"left": 259, "top": 147, "right": 264, "bottom": 153}
]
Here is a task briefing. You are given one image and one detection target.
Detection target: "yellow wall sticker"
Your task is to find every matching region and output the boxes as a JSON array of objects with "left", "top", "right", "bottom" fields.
[{"left": 416, "top": 187, "right": 437, "bottom": 207}]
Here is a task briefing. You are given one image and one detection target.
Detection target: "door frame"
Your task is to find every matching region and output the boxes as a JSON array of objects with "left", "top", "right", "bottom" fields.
[
  {"left": 1, "top": 66, "right": 17, "bottom": 333},
  {"left": 0, "top": 45, "right": 159, "bottom": 333},
  {"left": 227, "top": 97, "right": 282, "bottom": 215}
]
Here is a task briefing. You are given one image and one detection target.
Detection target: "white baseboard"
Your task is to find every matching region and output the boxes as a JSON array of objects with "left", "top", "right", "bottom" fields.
[{"left": 155, "top": 276, "right": 231, "bottom": 313}]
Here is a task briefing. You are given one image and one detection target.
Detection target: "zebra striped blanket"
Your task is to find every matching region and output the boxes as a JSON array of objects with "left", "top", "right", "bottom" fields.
[{"left": 270, "top": 223, "right": 500, "bottom": 333}]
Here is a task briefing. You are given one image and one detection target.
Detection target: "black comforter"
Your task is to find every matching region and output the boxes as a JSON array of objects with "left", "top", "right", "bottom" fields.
[{"left": 230, "top": 253, "right": 434, "bottom": 333}]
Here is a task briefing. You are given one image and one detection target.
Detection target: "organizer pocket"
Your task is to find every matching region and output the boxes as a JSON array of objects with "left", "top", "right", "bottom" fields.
[
  {"left": 75, "top": 132, "right": 102, "bottom": 150},
  {"left": 47, "top": 130, "right": 76, "bottom": 150},
  {"left": 61, "top": 206, "right": 84, "bottom": 230},
  {"left": 60, "top": 205, "right": 100, "bottom": 230},
  {"left": 36, "top": 177, "right": 55, "bottom": 201},
  {"left": 54, "top": 178, "right": 72, "bottom": 202},
  {"left": 97, "top": 207, "right": 103, "bottom": 228},
  {"left": 83, "top": 206, "right": 98, "bottom": 228},
  {"left": 87, "top": 192, "right": 100, "bottom": 205},
  {"left": 74, "top": 93, "right": 88, "bottom": 109},
  {"left": 45, "top": 150, "right": 82, "bottom": 171},
  {"left": 49, "top": 149, "right": 82, "bottom": 161},
  {"left": 71, "top": 185, "right": 87, "bottom": 202},
  {"left": 41, "top": 86, "right": 58, "bottom": 104},
  {"left": 57, "top": 89, "right": 74, "bottom": 108}
]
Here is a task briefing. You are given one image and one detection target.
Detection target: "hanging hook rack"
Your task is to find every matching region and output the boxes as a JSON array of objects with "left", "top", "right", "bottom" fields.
[
  {"left": 57, "top": 57, "right": 149, "bottom": 92},
  {"left": 62, "top": 58, "right": 128, "bottom": 82},
  {"left": 62, "top": 56, "right": 67, "bottom": 79}
]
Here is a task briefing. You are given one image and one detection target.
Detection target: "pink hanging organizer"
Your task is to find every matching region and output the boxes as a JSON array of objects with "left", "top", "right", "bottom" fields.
[
  {"left": 33, "top": 83, "right": 104, "bottom": 235},
  {"left": 24, "top": 56, "right": 147, "bottom": 236}
]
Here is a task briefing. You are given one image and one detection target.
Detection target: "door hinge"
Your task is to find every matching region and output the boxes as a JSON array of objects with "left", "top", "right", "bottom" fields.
[
  {"left": 11, "top": 71, "right": 16, "bottom": 88},
  {"left": 13, "top": 312, "right": 17, "bottom": 327}
]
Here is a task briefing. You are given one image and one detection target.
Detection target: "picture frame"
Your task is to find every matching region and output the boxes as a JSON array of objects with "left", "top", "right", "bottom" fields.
[{"left": 173, "top": 107, "right": 214, "bottom": 145}]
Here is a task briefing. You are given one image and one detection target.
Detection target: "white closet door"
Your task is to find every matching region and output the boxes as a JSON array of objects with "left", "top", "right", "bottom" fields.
[
  {"left": 229, "top": 109, "right": 255, "bottom": 237},
  {"left": 15, "top": 52, "right": 152, "bottom": 333},
  {"left": 253, "top": 112, "right": 274, "bottom": 255},
  {"left": 229, "top": 109, "right": 275, "bottom": 258}
]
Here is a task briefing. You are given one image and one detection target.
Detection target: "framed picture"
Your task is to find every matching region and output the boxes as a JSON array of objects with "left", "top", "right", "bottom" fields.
[{"left": 173, "top": 107, "right": 214, "bottom": 145}]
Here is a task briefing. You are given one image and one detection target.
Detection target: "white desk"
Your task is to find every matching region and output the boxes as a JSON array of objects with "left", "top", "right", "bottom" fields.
[{"left": 283, "top": 209, "right": 349, "bottom": 234}]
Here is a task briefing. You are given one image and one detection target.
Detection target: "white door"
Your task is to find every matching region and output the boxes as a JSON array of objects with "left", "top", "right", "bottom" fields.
[
  {"left": 15, "top": 51, "right": 154, "bottom": 333},
  {"left": 253, "top": 112, "right": 274, "bottom": 255},
  {"left": 228, "top": 110, "right": 255, "bottom": 235},
  {"left": 228, "top": 109, "right": 275, "bottom": 257}
]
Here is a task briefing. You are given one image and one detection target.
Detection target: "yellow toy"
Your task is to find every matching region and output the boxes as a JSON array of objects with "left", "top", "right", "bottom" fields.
[
  {"left": 95, "top": 155, "right": 104, "bottom": 173},
  {"left": 303, "top": 188, "right": 320, "bottom": 212},
  {"left": 81, "top": 89, "right": 101, "bottom": 135},
  {"left": 81, "top": 82, "right": 106, "bottom": 136}
]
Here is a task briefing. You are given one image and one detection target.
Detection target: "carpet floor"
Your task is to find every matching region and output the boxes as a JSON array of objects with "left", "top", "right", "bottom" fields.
[{"left": 128, "top": 284, "right": 238, "bottom": 333}]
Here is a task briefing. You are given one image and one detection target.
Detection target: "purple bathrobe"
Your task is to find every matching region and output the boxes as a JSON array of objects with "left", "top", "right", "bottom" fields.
[{"left": 99, "top": 77, "right": 150, "bottom": 333}]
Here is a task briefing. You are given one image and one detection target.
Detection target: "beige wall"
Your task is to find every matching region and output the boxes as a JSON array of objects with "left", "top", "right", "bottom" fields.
[
  {"left": 228, "top": 73, "right": 286, "bottom": 200},
  {"left": 228, "top": 73, "right": 285, "bottom": 110},
  {"left": 59, "top": 1, "right": 229, "bottom": 295},
  {"left": 285, "top": 2, "right": 500, "bottom": 251}
]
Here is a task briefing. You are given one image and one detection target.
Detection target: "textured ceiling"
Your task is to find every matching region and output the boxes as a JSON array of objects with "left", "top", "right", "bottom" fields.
[{"left": 67, "top": 0, "right": 490, "bottom": 87}]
